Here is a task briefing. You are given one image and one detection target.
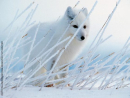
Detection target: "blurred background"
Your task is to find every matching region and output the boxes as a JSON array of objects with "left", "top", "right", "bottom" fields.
[{"left": 0, "top": 0, "right": 130, "bottom": 71}]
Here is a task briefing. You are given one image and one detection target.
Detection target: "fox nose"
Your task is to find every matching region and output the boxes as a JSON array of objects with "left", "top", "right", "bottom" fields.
[{"left": 81, "top": 36, "right": 85, "bottom": 40}]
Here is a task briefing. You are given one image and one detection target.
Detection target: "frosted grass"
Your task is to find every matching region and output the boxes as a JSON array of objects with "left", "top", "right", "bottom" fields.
[{"left": 0, "top": 0, "right": 130, "bottom": 95}]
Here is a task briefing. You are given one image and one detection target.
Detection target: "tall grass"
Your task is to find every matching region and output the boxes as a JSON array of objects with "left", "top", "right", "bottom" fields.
[{"left": 0, "top": 0, "right": 130, "bottom": 95}]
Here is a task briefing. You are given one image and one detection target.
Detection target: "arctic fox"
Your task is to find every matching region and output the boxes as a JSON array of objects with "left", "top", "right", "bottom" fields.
[{"left": 24, "top": 6, "right": 90, "bottom": 86}]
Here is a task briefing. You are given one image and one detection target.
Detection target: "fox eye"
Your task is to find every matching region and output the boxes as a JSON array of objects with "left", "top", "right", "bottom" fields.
[
  {"left": 73, "top": 25, "right": 78, "bottom": 28},
  {"left": 83, "top": 25, "right": 87, "bottom": 29}
]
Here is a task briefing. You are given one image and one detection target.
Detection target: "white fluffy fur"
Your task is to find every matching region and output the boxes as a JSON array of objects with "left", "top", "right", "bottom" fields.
[{"left": 24, "top": 6, "right": 90, "bottom": 86}]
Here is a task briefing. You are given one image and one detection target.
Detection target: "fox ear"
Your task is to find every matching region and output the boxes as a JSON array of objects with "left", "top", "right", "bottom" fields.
[
  {"left": 66, "top": 6, "right": 75, "bottom": 20},
  {"left": 83, "top": 8, "right": 88, "bottom": 16}
]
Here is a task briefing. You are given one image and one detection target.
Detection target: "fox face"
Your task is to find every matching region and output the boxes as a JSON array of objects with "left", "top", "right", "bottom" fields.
[{"left": 65, "top": 6, "right": 90, "bottom": 41}]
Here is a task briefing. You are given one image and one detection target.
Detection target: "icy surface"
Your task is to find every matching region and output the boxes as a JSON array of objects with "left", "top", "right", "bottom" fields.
[{"left": 3, "top": 87, "right": 130, "bottom": 98}]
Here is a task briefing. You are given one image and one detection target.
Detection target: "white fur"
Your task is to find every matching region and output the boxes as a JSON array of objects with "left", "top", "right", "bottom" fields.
[{"left": 24, "top": 6, "right": 90, "bottom": 86}]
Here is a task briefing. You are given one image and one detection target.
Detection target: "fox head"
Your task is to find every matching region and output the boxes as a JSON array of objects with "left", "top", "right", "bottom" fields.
[{"left": 65, "top": 6, "right": 90, "bottom": 41}]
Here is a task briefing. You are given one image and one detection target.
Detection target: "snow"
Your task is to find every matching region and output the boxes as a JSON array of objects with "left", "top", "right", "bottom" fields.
[
  {"left": 0, "top": 0, "right": 130, "bottom": 98},
  {"left": 3, "top": 86, "right": 130, "bottom": 98}
]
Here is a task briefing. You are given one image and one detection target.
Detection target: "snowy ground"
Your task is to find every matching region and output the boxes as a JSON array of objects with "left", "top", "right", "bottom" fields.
[
  {"left": 0, "top": 0, "right": 130, "bottom": 98},
  {"left": 3, "top": 86, "right": 130, "bottom": 98}
]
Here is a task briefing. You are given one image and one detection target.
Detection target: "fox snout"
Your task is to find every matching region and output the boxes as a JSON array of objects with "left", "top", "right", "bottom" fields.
[
  {"left": 80, "top": 36, "right": 85, "bottom": 41},
  {"left": 76, "top": 35, "right": 86, "bottom": 41},
  {"left": 76, "top": 30, "right": 86, "bottom": 41}
]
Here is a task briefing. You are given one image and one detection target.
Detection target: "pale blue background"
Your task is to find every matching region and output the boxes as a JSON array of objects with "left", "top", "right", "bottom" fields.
[{"left": 0, "top": 0, "right": 130, "bottom": 72}]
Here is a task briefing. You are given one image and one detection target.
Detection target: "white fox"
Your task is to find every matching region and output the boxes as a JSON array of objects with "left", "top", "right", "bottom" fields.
[{"left": 24, "top": 6, "right": 90, "bottom": 86}]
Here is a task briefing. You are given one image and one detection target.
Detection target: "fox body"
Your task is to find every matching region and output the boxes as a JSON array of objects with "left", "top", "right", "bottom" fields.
[{"left": 24, "top": 6, "right": 90, "bottom": 86}]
